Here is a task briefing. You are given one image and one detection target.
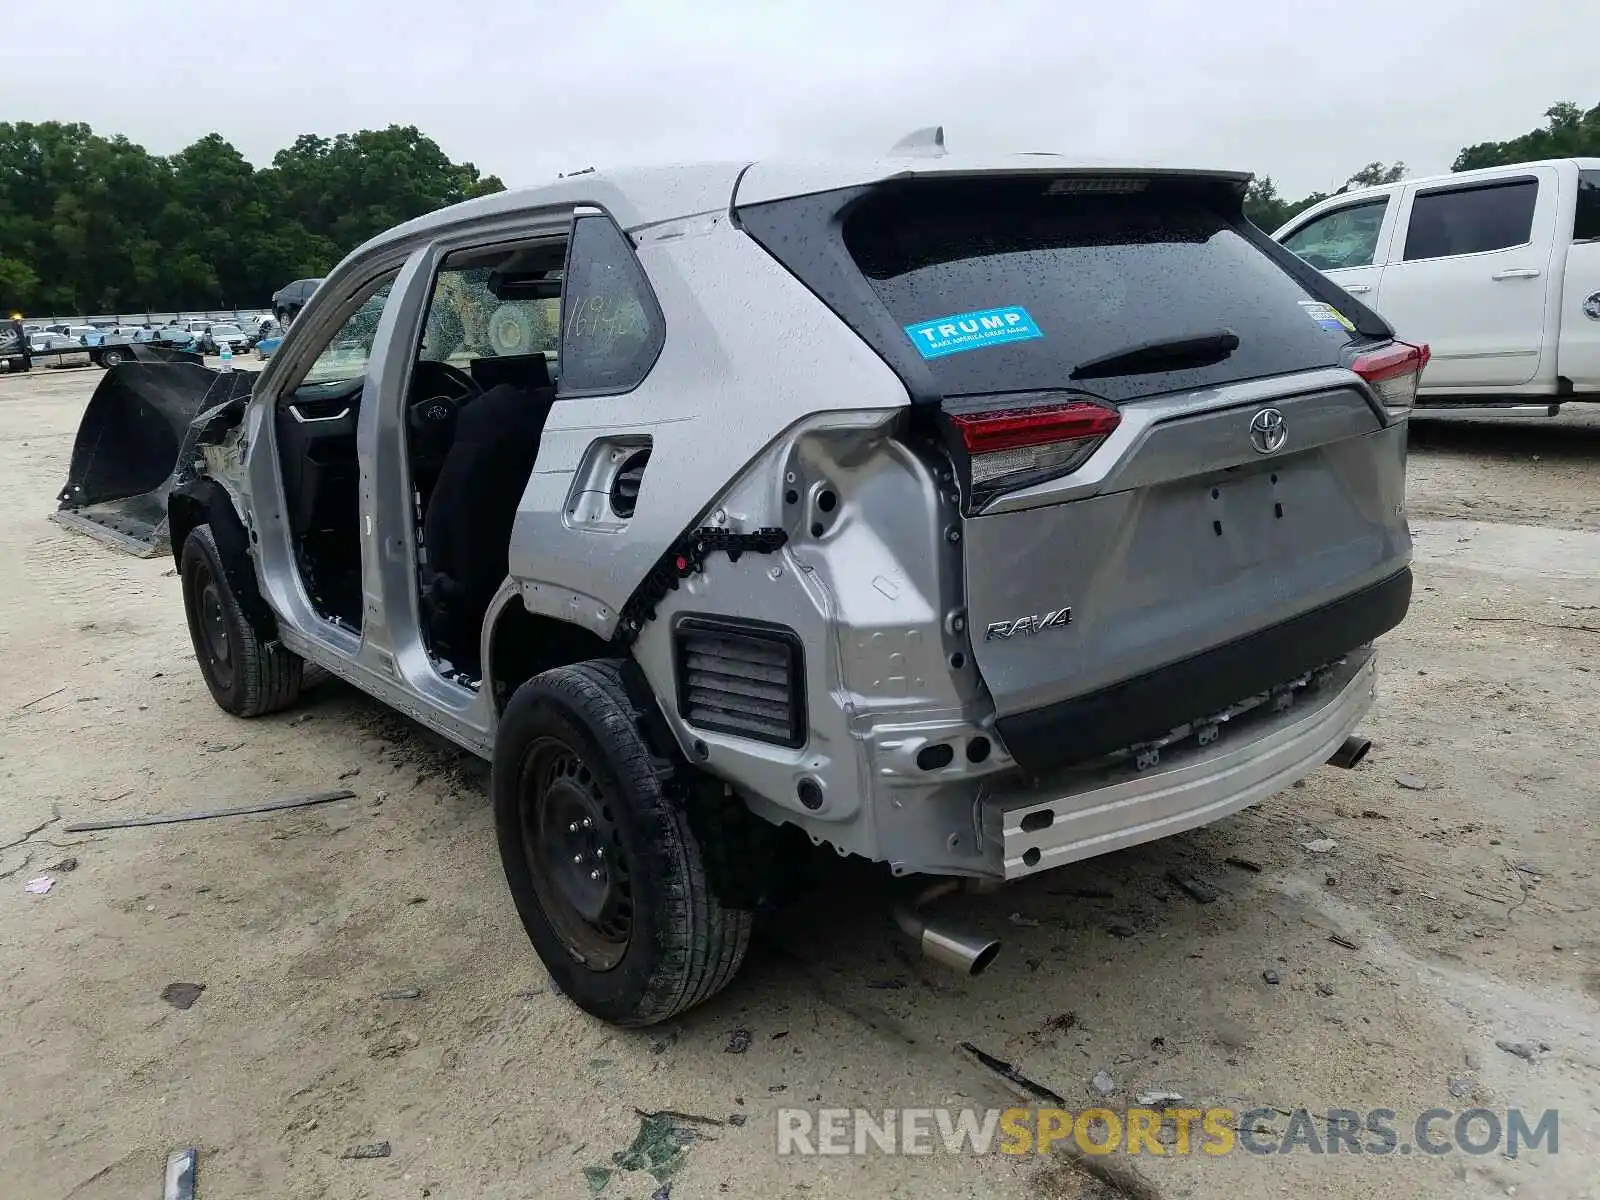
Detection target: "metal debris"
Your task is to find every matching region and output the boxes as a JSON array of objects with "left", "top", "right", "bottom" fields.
[
  {"left": 65, "top": 789, "right": 357, "bottom": 833},
  {"left": 724, "top": 1028, "right": 752, "bottom": 1054},
  {"left": 1328, "top": 933, "right": 1360, "bottom": 950},
  {"left": 1136, "top": 1090, "right": 1184, "bottom": 1106},
  {"left": 1224, "top": 856, "right": 1263, "bottom": 873},
  {"left": 1262, "top": 969, "right": 1282, "bottom": 984},
  {"left": 381, "top": 986, "right": 422, "bottom": 1000},
  {"left": 1166, "top": 871, "right": 1220, "bottom": 904},
  {"left": 342, "top": 1142, "right": 392, "bottom": 1159},
  {"left": 958, "top": 1043, "right": 1067, "bottom": 1105}
]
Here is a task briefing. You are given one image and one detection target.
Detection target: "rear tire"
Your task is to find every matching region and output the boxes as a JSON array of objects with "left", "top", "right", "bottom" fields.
[
  {"left": 492, "top": 660, "right": 753, "bottom": 1026},
  {"left": 101, "top": 348, "right": 125, "bottom": 369},
  {"left": 179, "top": 525, "right": 303, "bottom": 716}
]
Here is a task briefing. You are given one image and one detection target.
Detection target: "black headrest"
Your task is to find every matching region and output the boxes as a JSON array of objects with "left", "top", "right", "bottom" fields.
[{"left": 469, "top": 353, "right": 552, "bottom": 394}]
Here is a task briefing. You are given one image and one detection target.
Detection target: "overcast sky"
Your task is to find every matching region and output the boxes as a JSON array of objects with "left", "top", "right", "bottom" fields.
[{"left": 2, "top": 0, "right": 1592, "bottom": 198}]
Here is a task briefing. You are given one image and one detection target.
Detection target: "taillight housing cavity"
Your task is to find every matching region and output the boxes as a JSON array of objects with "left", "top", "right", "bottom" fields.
[
  {"left": 1351, "top": 341, "right": 1430, "bottom": 413},
  {"left": 943, "top": 394, "right": 1120, "bottom": 508}
]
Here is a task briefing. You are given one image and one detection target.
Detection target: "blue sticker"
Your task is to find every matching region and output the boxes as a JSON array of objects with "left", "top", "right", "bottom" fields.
[
  {"left": 904, "top": 305, "right": 1043, "bottom": 359},
  {"left": 1298, "top": 300, "right": 1354, "bottom": 333}
]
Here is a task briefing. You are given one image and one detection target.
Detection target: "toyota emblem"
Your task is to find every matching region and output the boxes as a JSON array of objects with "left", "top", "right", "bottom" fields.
[{"left": 1249, "top": 407, "right": 1288, "bottom": 455}]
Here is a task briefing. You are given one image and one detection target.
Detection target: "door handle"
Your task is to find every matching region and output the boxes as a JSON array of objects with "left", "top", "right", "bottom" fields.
[
  {"left": 1491, "top": 268, "right": 1541, "bottom": 280},
  {"left": 1344, "top": 284, "right": 1372, "bottom": 293}
]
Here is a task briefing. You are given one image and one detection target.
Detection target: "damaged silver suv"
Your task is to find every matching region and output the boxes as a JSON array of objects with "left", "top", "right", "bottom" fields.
[{"left": 161, "top": 154, "right": 1420, "bottom": 1025}]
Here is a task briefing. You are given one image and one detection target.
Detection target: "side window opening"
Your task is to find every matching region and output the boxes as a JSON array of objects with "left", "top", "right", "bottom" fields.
[
  {"left": 1281, "top": 199, "right": 1389, "bottom": 270},
  {"left": 558, "top": 215, "right": 665, "bottom": 396},
  {"left": 1403, "top": 178, "right": 1538, "bottom": 261},
  {"left": 273, "top": 269, "right": 400, "bottom": 634}
]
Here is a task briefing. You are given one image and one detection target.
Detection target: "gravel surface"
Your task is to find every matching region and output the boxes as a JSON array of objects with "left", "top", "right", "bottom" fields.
[{"left": 2, "top": 366, "right": 1596, "bottom": 1199}]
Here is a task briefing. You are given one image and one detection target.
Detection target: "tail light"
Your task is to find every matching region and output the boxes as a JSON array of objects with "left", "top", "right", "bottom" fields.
[
  {"left": 1351, "top": 341, "right": 1430, "bottom": 412},
  {"left": 944, "top": 395, "right": 1120, "bottom": 507}
]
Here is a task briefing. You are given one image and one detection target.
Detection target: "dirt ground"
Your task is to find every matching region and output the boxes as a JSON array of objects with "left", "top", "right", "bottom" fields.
[{"left": 2, "top": 363, "right": 1597, "bottom": 1200}]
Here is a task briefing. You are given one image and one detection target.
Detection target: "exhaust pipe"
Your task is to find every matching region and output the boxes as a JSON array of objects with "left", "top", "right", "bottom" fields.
[
  {"left": 891, "top": 885, "right": 1001, "bottom": 976},
  {"left": 1327, "top": 735, "right": 1372, "bottom": 769}
]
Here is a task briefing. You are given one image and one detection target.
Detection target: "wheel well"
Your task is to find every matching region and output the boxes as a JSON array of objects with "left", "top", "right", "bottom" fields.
[
  {"left": 169, "top": 479, "right": 277, "bottom": 640},
  {"left": 487, "top": 598, "right": 612, "bottom": 713}
]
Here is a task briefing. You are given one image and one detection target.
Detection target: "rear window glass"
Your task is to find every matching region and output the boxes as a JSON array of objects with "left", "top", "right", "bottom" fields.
[
  {"left": 1576, "top": 170, "right": 1600, "bottom": 242},
  {"left": 836, "top": 178, "right": 1350, "bottom": 402}
]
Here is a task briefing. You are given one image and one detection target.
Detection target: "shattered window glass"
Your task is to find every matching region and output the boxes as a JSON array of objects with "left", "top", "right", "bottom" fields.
[
  {"left": 302, "top": 278, "right": 396, "bottom": 385},
  {"left": 420, "top": 265, "right": 561, "bottom": 367}
]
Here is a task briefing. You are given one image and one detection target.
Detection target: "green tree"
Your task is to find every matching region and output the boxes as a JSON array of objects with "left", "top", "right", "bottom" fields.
[
  {"left": 0, "top": 119, "right": 505, "bottom": 315},
  {"left": 1343, "top": 161, "right": 1407, "bottom": 188},
  {"left": 1454, "top": 102, "right": 1600, "bottom": 171}
]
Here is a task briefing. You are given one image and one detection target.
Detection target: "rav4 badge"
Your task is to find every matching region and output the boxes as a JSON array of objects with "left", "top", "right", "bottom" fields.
[{"left": 985, "top": 607, "right": 1072, "bottom": 641}]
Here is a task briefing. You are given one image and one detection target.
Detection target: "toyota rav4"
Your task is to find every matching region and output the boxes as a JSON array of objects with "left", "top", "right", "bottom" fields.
[{"left": 162, "top": 152, "right": 1419, "bottom": 1026}]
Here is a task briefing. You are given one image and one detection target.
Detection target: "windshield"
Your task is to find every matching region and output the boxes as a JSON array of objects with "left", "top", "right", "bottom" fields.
[{"left": 211, "top": 325, "right": 242, "bottom": 336}]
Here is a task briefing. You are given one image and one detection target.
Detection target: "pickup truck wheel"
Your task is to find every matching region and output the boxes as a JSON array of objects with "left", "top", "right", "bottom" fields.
[
  {"left": 179, "top": 525, "right": 303, "bottom": 716},
  {"left": 100, "top": 347, "right": 125, "bottom": 369},
  {"left": 493, "top": 660, "right": 753, "bottom": 1026}
]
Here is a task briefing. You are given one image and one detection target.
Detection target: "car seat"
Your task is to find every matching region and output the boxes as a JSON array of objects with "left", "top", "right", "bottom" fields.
[{"left": 421, "top": 363, "right": 556, "bottom": 674}]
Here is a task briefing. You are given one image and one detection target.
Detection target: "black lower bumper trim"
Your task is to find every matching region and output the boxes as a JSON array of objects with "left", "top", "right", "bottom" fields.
[{"left": 996, "top": 567, "right": 1412, "bottom": 775}]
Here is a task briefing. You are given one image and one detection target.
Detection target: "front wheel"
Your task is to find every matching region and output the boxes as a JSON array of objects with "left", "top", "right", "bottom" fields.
[
  {"left": 492, "top": 661, "right": 753, "bottom": 1026},
  {"left": 179, "top": 525, "right": 303, "bottom": 716}
]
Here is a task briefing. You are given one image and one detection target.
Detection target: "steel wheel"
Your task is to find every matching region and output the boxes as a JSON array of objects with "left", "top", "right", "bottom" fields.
[
  {"left": 520, "top": 736, "right": 633, "bottom": 969},
  {"left": 196, "top": 577, "right": 235, "bottom": 692}
]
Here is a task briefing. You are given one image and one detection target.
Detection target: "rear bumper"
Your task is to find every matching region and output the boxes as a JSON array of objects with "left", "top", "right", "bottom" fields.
[
  {"left": 982, "top": 649, "right": 1377, "bottom": 880},
  {"left": 995, "top": 567, "right": 1411, "bottom": 772}
]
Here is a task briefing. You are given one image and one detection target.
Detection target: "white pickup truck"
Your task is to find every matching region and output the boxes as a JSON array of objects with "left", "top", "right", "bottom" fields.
[{"left": 1273, "top": 157, "right": 1599, "bottom": 417}]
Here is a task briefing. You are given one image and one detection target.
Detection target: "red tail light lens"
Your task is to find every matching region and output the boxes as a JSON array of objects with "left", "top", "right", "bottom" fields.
[
  {"left": 947, "top": 399, "right": 1120, "bottom": 500},
  {"left": 1351, "top": 341, "right": 1430, "bottom": 411}
]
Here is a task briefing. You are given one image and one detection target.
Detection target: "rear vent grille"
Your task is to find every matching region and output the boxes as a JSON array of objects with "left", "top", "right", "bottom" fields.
[{"left": 673, "top": 616, "right": 806, "bottom": 748}]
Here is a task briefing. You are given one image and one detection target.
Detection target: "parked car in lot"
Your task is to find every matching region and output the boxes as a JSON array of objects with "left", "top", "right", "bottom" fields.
[
  {"left": 196, "top": 324, "right": 250, "bottom": 355},
  {"left": 1275, "top": 157, "right": 1599, "bottom": 417},
  {"left": 123, "top": 155, "right": 1416, "bottom": 1026},
  {"left": 27, "top": 332, "right": 91, "bottom": 366},
  {"left": 271, "top": 278, "right": 323, "bottom": 325}
]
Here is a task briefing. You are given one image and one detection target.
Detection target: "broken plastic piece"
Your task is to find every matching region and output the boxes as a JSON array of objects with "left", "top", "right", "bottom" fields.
[
  {"left": 164, "top": 1148, "right": 197, "bottom": 1200},
  {"left": 24, "top": 875, "right": 54, "bottom": 894}
]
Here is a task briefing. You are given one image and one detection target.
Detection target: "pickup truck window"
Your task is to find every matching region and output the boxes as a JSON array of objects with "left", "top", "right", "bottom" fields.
[
  {"left": 1576, "top": 170, "right": 1600, "bottom": 242},
  {"left": 1281, "top": 199, "right": 1388, "bottom": 270},
  {"left": 1403, "top": 177, "right": 1537, "bottom": 261}
]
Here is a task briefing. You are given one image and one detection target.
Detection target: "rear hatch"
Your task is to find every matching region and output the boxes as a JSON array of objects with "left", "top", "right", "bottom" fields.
[{"left": 737, "top": 169, "right": 1413, "bottom": 770}]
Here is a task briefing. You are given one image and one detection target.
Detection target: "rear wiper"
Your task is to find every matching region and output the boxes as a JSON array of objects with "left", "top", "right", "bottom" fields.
[{"left": 1069, "top": 329, "right": 1240, "bottom": 381}]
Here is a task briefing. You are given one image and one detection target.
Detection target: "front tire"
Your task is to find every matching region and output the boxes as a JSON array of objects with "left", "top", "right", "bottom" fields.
[
  {"left": 179, "top": 525, "right": 303, "bottom": 716},
  {"left": 493, "top": 660, "right": 753, "bottom": 1026}
]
